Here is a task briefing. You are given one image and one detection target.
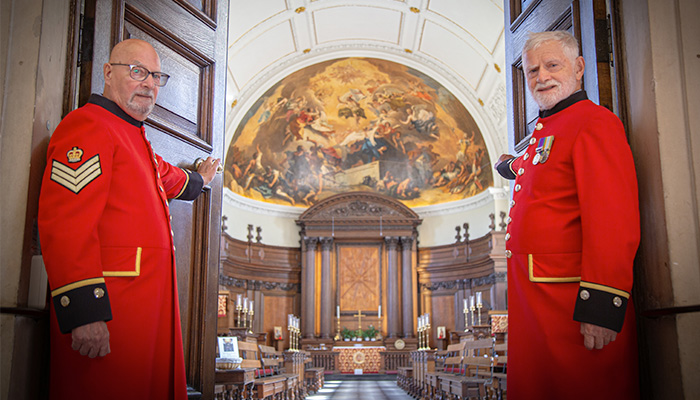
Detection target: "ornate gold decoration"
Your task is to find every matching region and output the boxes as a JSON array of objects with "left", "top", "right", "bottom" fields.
[
  {"left": 303, "top": 48, "right": 311, "bottom": 54},
  {"left": 494, "top": 63, "right": 501, "bottom": 73},
  {"left": 404, "top": 48, "right": 413, "bottom": 53},
  {"left": 295, "top": 7, "right": 306, "bottom": 13},
  {"left": 409, "top": 7, "right": 420, "bottom": 13},
  {"left": 352, "top": 351, "right": 366, "bottom": 364}
]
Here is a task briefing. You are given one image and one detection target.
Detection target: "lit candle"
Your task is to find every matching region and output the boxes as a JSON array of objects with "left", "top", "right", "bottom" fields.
[
  {"left": 476, "top": 292, "right": 482, "bottom": 306},
  {"left": 237, "top": 294, "right": 242, "bottom": 307},
  {"left": 378, "top": 305, "right": 381, "bottom": 319},
  {"left": 337, "top": 305, "right": 340, "bottom": 319}
]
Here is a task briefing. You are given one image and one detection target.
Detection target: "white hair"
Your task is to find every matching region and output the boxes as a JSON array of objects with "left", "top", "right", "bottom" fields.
[{"left": 522, "top": 30, "right": 580, "bottom": 63}]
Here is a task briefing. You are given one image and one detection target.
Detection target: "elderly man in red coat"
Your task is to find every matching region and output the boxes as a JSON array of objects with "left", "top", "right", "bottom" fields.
[
  {"left": 495, "top": 31, "right": 640, "bottom": 399},
  {"left": 39, "top": 39, "right": 220, "bottom": 399}
]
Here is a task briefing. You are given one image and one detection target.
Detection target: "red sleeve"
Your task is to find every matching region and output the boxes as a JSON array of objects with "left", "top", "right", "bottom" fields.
[
  {"left": 38, "top": 111, "right": 113, "bottom": 333},
  {"left": 571, "top": 110, "right": 640, "bottom": 331},
  {"left": 155, "top": 153, "right": 204, "bottom": 201}
]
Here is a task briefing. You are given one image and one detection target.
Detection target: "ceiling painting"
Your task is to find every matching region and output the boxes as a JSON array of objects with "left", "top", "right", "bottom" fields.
[{"left": 224, "top": 57, "right": 493, "bottom": 208}]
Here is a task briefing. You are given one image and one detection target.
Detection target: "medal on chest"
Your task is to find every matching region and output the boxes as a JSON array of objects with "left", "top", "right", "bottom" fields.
[{"left": 533, "top": 135, "right": 554, "bottom": 165}]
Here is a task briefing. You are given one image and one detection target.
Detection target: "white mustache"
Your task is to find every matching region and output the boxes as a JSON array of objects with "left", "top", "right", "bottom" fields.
[
  {"left": 133, "top": 90, "right": 154, "bottom": 99},
  {"left": 535, "top": 80, "right": 560, "bottom": 91}
]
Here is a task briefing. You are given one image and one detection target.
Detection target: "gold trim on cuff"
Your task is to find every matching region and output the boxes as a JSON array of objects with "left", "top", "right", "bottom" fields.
[
  {"left": 51, "top": 277, "right": 106, "bottom": 297},
  {"left": 173, "top": 167, "right": 191, "bottom": 199},
  {"left": 580, "top": 281, "right": 630, "bottom": 299}
]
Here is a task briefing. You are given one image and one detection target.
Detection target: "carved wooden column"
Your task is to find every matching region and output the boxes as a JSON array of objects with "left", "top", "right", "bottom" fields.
[
  {"left": 302, "top": 237, "right": 318, "bottom": 338},
  {"left": 386, "top": 236, "right": 401, "bottom": 338},
  {"left": 320, "top": 237, "right": 334, "bottom": 338},
  {"left": 400, "top": 236, "right": 414, "bottom": 338}
]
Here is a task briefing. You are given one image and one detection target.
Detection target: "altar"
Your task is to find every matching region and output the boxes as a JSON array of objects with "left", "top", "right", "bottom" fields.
[{"left": 334, "top": 345, "right": 386, "bottom": 374}]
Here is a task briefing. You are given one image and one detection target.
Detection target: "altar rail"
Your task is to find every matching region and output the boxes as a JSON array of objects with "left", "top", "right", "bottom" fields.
[
  {"left": 380, "top": 350, "right": 411, "bottom": 373},
  {"left": 307, "top": 350, "right": 339, "bottom": 374}
]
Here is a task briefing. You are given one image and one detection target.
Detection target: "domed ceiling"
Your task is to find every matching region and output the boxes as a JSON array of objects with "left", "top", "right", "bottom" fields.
[{"left": 225, "top": 0, "right": 506, "bottom": 212}]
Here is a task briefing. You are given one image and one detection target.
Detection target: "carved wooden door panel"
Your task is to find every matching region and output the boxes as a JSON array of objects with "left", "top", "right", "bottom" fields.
[
  {"left": 81, "top": 0, "right": 227, "bottom": 397},
  {"left": 505, "top": 0, "right": 622, "bottom": 152}
]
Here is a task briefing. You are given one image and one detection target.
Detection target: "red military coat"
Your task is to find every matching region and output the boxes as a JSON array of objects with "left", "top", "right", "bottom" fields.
[
  {"left": 499, "top": 92, "right": 640, "bottom": 399},
  {"left": 38, "top": 95, "right": 203, "bottom": 400}
]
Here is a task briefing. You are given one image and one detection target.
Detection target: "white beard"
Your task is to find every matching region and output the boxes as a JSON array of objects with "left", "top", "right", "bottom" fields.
[{"left": 531, "top": 75, "right": 578, "bottom": 110}]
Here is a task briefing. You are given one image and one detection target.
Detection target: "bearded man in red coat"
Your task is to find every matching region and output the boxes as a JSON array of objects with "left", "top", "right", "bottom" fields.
[
  {"left": 39, "top": 39, "right": 220, "bottom": 399},
  {"left": 495, "top": 31, "right": 640, "bottom": 399}
]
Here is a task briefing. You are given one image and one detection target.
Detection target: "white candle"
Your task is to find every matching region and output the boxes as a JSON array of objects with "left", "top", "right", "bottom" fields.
[
  {"left": 463, "top": 298, "right": 468, "bottom": 311},
  {"left": 476, "top": 292, "right": 482, "bottom": 306},
  {"left": 378, "top": 305, "right": 381, "bottom": 319},
  {"left": 288, "top": 314, "right": 292, "bottom": 326},
  {"left": 243, "top": 297, "right": 248, "bottom": 311},
  {"left": 249, "top": 300, "right": 254, "bottom": 312},
  {"left": 337, "top": 305, "right": 340, "bottom": 319},
  {"left": 237, "top": 294, "right": 242, "bottom": 307},
  {"left": 470, "top": 295, "right": 475, "bottom": 309}
]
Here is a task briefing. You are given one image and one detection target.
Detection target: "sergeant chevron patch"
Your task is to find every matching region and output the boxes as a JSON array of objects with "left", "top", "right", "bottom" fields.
[{"left": 50, "top": 154, "right": 102, "bottom": 194}]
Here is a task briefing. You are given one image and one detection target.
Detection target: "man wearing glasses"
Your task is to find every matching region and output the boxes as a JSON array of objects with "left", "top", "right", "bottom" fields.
[{"left": 38, "top": 39, "right": 220, "bottom": 400}]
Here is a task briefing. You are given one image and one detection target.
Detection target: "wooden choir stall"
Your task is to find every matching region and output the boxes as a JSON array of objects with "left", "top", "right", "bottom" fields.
[{"left": 215, "top": 192, "right": 508, "bottom": 399}]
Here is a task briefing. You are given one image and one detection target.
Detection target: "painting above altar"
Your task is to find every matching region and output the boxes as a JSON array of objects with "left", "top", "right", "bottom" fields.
[{"left": 224, "top": 57, "right": 493, "bottom": 208}]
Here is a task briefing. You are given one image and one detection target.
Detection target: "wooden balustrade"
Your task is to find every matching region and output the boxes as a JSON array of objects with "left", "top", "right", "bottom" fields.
[
  {"left": 379, "top": 350, "right": 411, "bottom": 373},
  {"left": 307, "top": 350, "right": 339, "bottom": 374}
]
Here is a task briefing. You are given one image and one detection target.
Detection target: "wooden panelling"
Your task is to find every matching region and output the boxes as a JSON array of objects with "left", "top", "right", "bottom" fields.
[{"left": 338, "top": 245, "right": 380, "bottom": 312}]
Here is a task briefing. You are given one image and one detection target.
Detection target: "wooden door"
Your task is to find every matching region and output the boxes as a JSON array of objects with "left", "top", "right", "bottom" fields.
[
  {"left": 505, "top": 0, "right": 622, "bottom": 153},
  {"left": 79, "top": 0, "right": 228, "bottom": 397}
]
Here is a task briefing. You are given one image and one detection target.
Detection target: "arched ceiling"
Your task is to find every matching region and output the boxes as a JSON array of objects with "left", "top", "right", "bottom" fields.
[{"left": 223, "top": 0, "right": 508, "bottom": 215}]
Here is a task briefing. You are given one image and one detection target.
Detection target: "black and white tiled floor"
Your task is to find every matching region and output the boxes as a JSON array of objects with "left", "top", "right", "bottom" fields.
[{"left": 306, "top": 376, "right": 412, "bottom": 400}]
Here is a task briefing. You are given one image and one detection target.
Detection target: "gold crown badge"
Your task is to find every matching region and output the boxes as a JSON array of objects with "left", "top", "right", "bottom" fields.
[{"left": 66, "top": 146, "right": 84, "bottom": 163}]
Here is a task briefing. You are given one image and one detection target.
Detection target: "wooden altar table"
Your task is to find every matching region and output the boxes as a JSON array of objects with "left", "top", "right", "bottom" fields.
[{"left": 334, "top": 345, "right": 386, "bottom": 373}]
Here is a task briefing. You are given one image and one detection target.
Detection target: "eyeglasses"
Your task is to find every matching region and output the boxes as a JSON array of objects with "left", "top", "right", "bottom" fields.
[{"left": 110, "top": 63, "right": 170, "bottom": 87}]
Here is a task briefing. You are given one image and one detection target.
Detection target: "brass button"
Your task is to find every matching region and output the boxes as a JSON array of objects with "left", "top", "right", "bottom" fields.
[
  {"left": 514, "top": 184, "right": 522, "bottom": 192},
  {"left": 523, "top": 153, "right": 530, "bottom": 160},
  {"left": 529, "top": 137, "right": 537, "bottom": 145},
  {"left": 60, "top": 296, "right": 70, "bottom": 307},
  {"left": 506, "top": 217, "right": 512, "bottom": 224},
  {"left": 580, "top": 290, "right": 590, "bottom": 301},
  {"left": 518, "top": 168, "right": 525, "bottom": 176},
  {"left": 536, "top": 122, "right": 543, "bottom": 130},
  {"left": 510, "top": 200, "right": 515, "bottom": 207},
  {"left": 505, "top": 233, "right": 510, "bottom": 241},
  {"left": 94, "top": 288, "right": 105, "bottom": 299},
  {"left": 505, "top": 250, "right": 512, "bottom": 258},
  {"left": 613, "top": 297, "right": 623, "bottom": 307}
]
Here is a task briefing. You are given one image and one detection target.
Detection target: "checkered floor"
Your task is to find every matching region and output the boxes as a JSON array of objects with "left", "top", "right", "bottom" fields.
[{"left": 306, "top": 378, "right": 412, "bottom": 399}]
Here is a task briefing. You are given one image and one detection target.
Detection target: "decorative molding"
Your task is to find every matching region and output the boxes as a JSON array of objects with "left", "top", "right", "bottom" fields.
[
  {"left": 219, "top": 275, "right": 301, "bottom": 292},
  {"left": 420, "top": 272, "right": 505, "bottom": 291},
  {"left": 298, "top": 192, "right": 419, "bottom": 221},
  {"left": 225, "top": 186, "right": 509, "bottom": 219}
]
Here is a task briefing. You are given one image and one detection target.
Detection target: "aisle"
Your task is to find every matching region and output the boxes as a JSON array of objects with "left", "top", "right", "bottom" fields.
[{"left": 306, "top": 376, "right": 412, "bottom": 400}]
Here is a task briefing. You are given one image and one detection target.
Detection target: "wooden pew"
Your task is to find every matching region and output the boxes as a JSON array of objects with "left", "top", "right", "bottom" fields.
[
  {"left": 424, "top": 341, "right": 467, "bottom": 398},
  {"left": 301, "top": 351, "right": 324, "bottom": 394},
  {"left": 237, "top": 341, "right": 287, "bottom": 400},
  {"left": 440, "top": 338, "right": 495, "bottom": 399}
]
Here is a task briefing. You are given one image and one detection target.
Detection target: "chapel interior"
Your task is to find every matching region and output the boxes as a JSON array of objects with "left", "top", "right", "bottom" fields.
[{"left": 1, "top": 1, "right": 698, "bottom": 400}]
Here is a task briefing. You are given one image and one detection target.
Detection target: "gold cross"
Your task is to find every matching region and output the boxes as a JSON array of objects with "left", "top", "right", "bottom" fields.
[{"left": 353, "top": 310, "right": 365, "bottom": 330}]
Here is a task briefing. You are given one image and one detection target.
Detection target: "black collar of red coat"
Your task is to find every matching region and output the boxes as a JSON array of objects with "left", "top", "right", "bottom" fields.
[
  {"left": 88, "top": 94, "right": 143, "bottom": 128},
  {"left": 538, "top": 90, "right": 588, "bottom": 118}
]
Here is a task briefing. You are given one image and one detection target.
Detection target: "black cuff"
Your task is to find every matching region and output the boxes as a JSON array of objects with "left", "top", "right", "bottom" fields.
[
  {"left": 572, "top": 284, "right": 628, "bottom": 332},
  {"left": 495, "top": 158, "right": 517, "bottom": 180},
  {"left": 52, "top": 282, "right": 112, "bottom": 334},
  {"left": 175, "top": 169, "right": 204, "bottom": 200}
]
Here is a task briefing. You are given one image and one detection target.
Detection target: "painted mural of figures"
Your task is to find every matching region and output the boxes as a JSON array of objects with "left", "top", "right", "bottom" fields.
[
  {"left": 456, "top": 130, "right": 475, "bottom": 163},
  {"left": 401, "top": 105, "right": 439, "bottom": 140},
  {"left": 225, "top": 57, "right": 493, "bottom": 208},
  {"left": 243, "top": 144, "right": 265, "bottom": 190},
  {"left": 337, "top": 88, "right": 367, "bottom": 122},
  {"left": 258, "top": 97, "right": 287, "bottom": 124}
]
